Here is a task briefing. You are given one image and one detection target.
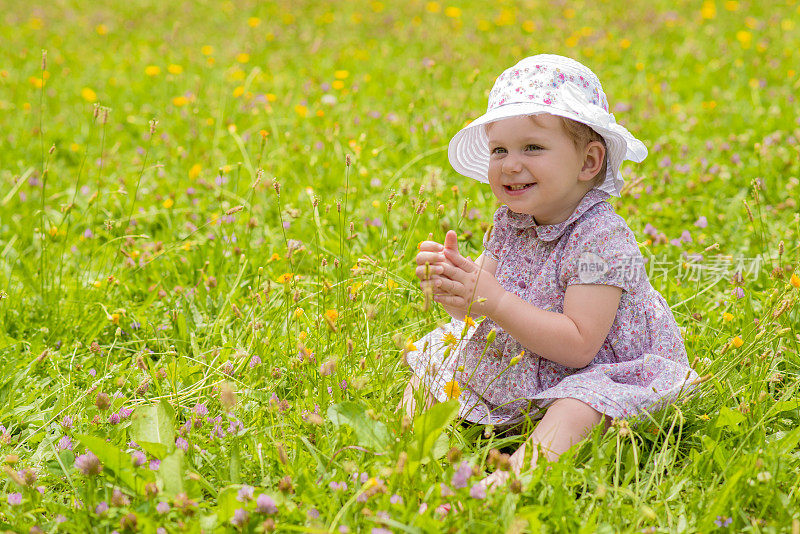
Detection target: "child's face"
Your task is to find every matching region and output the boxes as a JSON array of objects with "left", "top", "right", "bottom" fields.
[{"left": 486, "top": 114, "right": 594, "bottom": 225}]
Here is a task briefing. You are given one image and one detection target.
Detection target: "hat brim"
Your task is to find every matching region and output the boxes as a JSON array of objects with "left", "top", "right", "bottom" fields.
[{"left": 448, "top": 103, "right": 647, "bottom": 197}]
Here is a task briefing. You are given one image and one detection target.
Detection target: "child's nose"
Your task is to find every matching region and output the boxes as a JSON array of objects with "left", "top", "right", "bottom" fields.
[{"left": 502, "top": 154, "right": 523, "bottom": 173}]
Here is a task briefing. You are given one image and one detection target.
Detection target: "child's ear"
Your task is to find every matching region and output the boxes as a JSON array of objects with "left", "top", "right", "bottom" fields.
[{"left": 579, "top": 141, "right": 605, "bottom": 182}]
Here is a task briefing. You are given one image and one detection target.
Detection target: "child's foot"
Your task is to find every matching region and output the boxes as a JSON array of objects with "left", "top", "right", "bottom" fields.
[{"left": 481, "top": 468, "right": 512, "bottom": 492}]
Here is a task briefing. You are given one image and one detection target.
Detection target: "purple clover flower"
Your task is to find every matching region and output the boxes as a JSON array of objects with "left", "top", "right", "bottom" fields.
[
  {"left": 58, "top": 435, "right": 74, "bottom": 451},
  {"left": 156, "top": 501, "right": 170, "bottom": 514},
  {"left": 451, "top": 461, "right": 472, "bottom": 488},
  {"left": 175, "top": 437, "right": 189, "bottom": 452},
  {"left": 74, "top": 452, "right": 102, "bottom": 476},
  {"left": 131, "top": 451, "right": 146, "bottom": 467},
  {"left": 469, "top": 483, "right": 487, "bottom": 499},
  {"left": 95, "top": 502, "right": 109, "bottom": 515},
  {"left": 237, "top": 485, "right": 254, "bottom": 502},
  {"left": 733, "top": 287, "right": 745, "bottom": 299},
  {"left": 231, "top": 508, "right": 249, "bottom": 527},
  {"left": 256, "top": 493, "right": 278, "bottom": 514},
  {"left": 7, "top": 492, "right": 22, "bottom": 505}
]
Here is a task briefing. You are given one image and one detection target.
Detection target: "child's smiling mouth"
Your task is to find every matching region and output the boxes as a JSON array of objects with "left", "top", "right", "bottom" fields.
[{"left": 504, "top": 183, "right": 536, "bottom": 194}]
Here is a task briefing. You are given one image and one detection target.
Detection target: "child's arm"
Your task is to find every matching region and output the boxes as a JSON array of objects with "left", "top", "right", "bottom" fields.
[{"left": 433, "top": 231, "right": 621, "bottom": 369}]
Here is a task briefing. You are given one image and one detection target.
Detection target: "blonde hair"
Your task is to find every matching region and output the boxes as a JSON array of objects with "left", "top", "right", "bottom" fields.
[{"left": 558, "top": 117, "right": 608, "bottom": 187}]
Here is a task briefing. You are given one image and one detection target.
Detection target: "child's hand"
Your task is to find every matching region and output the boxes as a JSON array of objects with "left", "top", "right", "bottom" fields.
[
  {"left": 434, "top": 231, "right": 506, "bottom": 319},
  {"left": 415, "top": 238, "right": 468, "bottom": 319},
  {"left": 414, "top": 240, "right": 447, "bottom": 284}
]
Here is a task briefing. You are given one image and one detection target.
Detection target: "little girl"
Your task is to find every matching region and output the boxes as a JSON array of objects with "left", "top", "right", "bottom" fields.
[{"left": 402, "top": 54, "right": 701, "bottom": 485}]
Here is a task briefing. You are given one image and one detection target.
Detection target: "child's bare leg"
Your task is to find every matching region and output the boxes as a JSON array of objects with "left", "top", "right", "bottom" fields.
[
  {"left": 398, "top": 374, "right": 437, "bottom": 418},
  {"left": 484, "top": 398, "right": 613, "bottom": 488}
]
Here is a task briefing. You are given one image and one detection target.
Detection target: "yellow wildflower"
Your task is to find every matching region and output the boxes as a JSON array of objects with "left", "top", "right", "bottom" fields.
[
  {"left": 732, "top": 336, "right": 743, "bottom": 348},
  {"left": 294, "top": 104, "right": 308, "bottom": 117},
  {"left": 267, "top": 253, "right": 281, "bottom": 263},
  {"left": 404, "top": 338, "right": 417, "bottom": 352},
  {"left": 96, "top": 24, "right": 108, "bottom": 35},
  {"left": 325, "top": 309, "right": 339, "bottom": 322},
  {"left": 464, "top": 316, "right": 476, "bottom": 327},
  {"left": 701, "top": 1, "right": 716, "bottom": 19},
  {"left": 248, "top": 17, "right": 261, "bottom": 27},
  {"left": 188, "top": 163, "right": 201, "bottom": 180},
  {"left": 81, "top": 88, "right": 97, "bottom": 102},
  {"left": 172, "top": 96, "right": 188, "bottom": 107},
  {"left": 790, "top": 274, "right": 800, "bottom": 288},
  {"left": 442, "top": 332, "right": 458, "bottom": 347},
  {"left": 699, "top": 414, "right": 710, "bottom": 421},
  {"left": 167, "top": 64, "right": 183, "bottom": 75},
  {"left": 444, "top": 6, "right": 461, "bottom": 18},
  {"left": 201, "top": 45, "right": 214, "bottom": 56},
  {"left": 723, "top": 312, "right": 734, "bottom": 322},
  {"left": 276, "top": 273, "right": 294, "bottom": 284},
  {"left": 425, "top": 2, "right": 441, "bottom": 13},
  {"left": 334, "top": 70, "right": 349, "bottom": 80},
  {"left": 736, "top": 30, "right": 752, "bottom": 48},
  {"left": 386, "top": 279, "right": 398, "bottom": 290},
  {"left": 236, "top": 53, "right": 250, "bottom": 63},
  {"left": 145, "top": 65, "right": 161, "bottom": 76},
  {"left": 294, "top": 308, "right": 304, "bottom": 318},
  {"left": 444, "top": 380, "right": 462, "bottom": 399},
  {"left": 162, "top": 198, "right": 174, "bottom": 209}
]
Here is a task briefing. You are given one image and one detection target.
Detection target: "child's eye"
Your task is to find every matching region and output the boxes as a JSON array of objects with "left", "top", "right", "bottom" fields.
[
  {"left": 491, "top": 147, "right": 507, "bottom": 155},
  {"left": 525, "top": 144, "right": 543, "bottom": 151}
]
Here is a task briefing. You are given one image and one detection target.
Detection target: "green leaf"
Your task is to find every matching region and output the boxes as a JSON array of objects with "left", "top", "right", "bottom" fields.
[
  {"left": 327, "top": 402, "right": 390, "bottom": 450},
  {"left": 767, "top": 398, "right": 800, "bottom": 417},
  {"left": 766, "top": 426, "right": 800, "bottom": 456},
  {"left": 137, "top": 440, "right": 169, "bottom": 460},
  {"left": 714, "top": 406, "right": 745, "bottom": 429},
  {"left": 406, "top": 400, "right": 459, "bottom": 473},
  {"left": 229, "top": 440, "right": 241, "bottom": 484},
  {"left": 158, "top": 449, "right": 185, "bottom": 498},
  {"left": 129, "top": 400, "right": 175, "bottom": 449},
  {"left": 76, "top": 434, "right": 154, "bottom": 493}
]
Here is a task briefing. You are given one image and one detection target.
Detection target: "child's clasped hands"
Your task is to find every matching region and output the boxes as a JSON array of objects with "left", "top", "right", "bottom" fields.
[{"left": 415, "top": 230, "right": 504, "bottom": 320}]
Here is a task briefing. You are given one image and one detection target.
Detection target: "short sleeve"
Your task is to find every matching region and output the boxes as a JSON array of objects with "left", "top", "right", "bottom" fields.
[
  {"left": 483, "top": 206, "right": 510, "bottom": 262},
  {"left": 559, "top": 211, "right": 644, "bottom": 293}
]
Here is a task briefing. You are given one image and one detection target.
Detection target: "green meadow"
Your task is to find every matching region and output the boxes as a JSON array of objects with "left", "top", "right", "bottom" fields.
[{"left": 1, "top": 0, "right": 799, "bottom": 531}]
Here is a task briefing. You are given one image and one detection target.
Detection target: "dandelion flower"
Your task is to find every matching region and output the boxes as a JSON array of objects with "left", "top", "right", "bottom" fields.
[
  {"left": 732, "top": 336, "right": 744, "bottom": 348},
  {"left": 444, "top": 380, "right": 461, "bottom": 399},
  {"left": 790, "top": 274, "right": 800, "bottom": 288},
  {"left": 162, "top": 198, "right": 174, "bottom": 209},
  {"left": 442, "top": 332, "right": 458, "bottom": 347},
  {"left": 81, "top": 88, "right": 97, "bottom": 102},
  {"left": 145, "top": 65, "right": 161, "bottom": 76}
]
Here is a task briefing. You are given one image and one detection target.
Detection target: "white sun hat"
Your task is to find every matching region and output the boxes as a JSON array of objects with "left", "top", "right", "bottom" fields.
[{"left": 448, "top": 54, "right": 648, "bottom": 197}]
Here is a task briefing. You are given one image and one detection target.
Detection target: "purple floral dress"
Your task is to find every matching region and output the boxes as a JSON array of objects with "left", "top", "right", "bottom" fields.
[{"left": 406, "top": 188, "right": 701, "bottom": 426}]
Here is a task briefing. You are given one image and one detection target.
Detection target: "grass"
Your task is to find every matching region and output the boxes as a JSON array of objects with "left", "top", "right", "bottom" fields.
[{"left": 0, "top": 0, "right": 799, "bottom": 532}]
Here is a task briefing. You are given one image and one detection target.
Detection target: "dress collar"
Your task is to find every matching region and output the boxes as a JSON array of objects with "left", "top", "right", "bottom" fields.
[{"left": 504, "top": 188, "right": 611, "bottom": 242}]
